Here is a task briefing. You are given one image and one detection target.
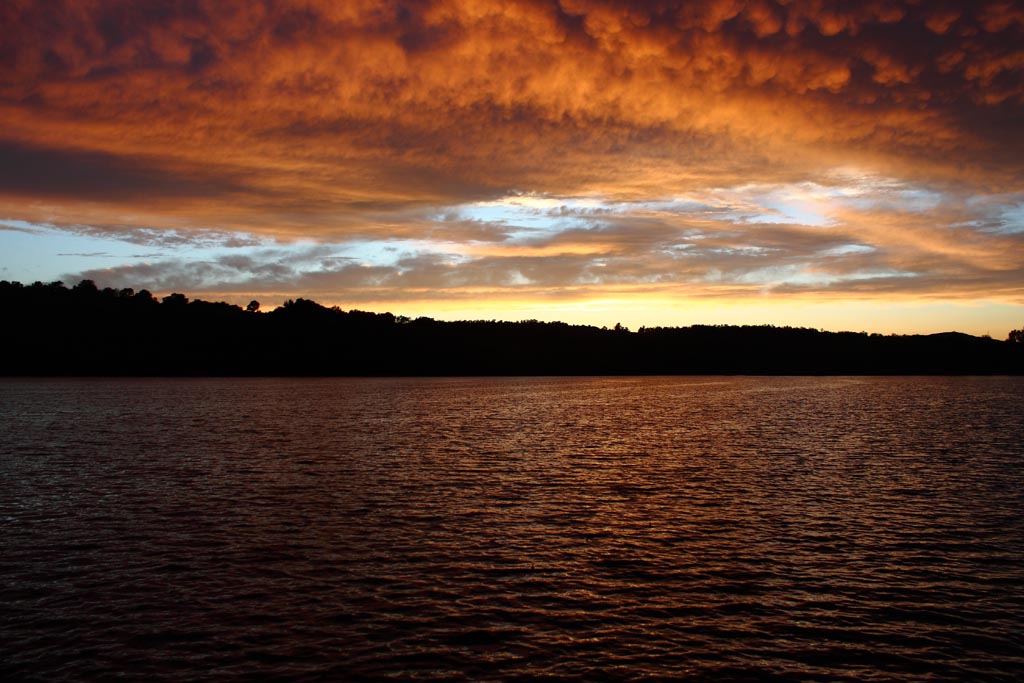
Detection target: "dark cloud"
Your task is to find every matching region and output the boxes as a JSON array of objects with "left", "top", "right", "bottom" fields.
[
  {"left": 0, "top": 221, "right": 43, "bottom": 235},
  {"left": 0, "top": 139, "right": 245, "bottom": 201}
]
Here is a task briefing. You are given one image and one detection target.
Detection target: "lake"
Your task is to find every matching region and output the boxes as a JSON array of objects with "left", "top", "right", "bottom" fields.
[{"left": 2, "top": 376, "right": 1022, "bottom": 681}]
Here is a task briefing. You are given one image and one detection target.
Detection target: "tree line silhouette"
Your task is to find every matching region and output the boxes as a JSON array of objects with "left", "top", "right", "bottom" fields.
[{"left": 1, "top": 279, "right": 1021, "bottom": 376}]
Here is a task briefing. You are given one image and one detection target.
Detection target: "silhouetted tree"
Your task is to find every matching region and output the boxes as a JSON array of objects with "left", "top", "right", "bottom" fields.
[
  {"left": 74, "top": 279, "right": 98, "bottom": 295},
  {"left": 0, "top": 279, "right": 1021, "bottom": 376},
  {"left": 246, "top": 300, "right": 260, "bottom": 313}
]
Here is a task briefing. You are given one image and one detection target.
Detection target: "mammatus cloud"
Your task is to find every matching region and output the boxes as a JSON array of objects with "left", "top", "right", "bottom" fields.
[{"left": 2, "top": 1, "right": 1022, "bottom": 319}]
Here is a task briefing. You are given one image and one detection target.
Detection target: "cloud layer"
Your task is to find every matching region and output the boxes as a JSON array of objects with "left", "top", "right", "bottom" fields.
[{"left": 1, "top": 0, "right": 1022, "bottom": 320}]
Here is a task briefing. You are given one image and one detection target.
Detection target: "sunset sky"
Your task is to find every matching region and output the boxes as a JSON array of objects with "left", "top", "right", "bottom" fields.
[{"left": 1, "top": 0, "right": 1022, "bottom": 334}]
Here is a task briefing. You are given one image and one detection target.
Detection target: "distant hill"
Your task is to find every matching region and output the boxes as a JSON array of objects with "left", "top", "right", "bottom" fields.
[{"left": 2, "top": 280, "right": 1022, "bottom": 376}]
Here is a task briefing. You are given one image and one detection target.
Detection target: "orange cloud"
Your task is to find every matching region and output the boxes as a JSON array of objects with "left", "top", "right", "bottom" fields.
[
  {"left": 0, "top": 0, "right": 1021, "bottom": 326},
  {"left": 2, "top": 1, "right": 1019, "bottom": 218}
]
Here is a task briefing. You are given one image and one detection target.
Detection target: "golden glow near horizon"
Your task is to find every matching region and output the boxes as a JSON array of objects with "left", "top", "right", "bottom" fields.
[{"left": 0, "top": 1, "right": 1022, "bottom": 335}]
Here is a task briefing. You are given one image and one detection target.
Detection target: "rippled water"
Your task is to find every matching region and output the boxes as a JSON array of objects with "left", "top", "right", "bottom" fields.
[{"left": 2, "top": 376, "right": 1023, "bottom": 681}]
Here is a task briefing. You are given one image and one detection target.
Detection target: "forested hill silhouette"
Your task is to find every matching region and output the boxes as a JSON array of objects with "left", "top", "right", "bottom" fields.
[{"left": 2, "top": 280, "right": 1022, "bottom": 376}]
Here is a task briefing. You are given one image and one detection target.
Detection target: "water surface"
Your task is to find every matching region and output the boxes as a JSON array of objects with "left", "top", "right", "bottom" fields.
[{"left": 2, "top": 376, "right": 1022, "bottom": 681}]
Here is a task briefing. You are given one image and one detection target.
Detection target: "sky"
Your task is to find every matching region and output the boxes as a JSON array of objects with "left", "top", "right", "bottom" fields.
[{"left": 1, "top": 0, "right": 1022, "bottom": 335}]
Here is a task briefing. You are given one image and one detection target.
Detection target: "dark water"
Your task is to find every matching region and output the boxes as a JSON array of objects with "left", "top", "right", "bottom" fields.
[{"left": 2, "top": 376, "right": 1022, "bottom": 682}]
